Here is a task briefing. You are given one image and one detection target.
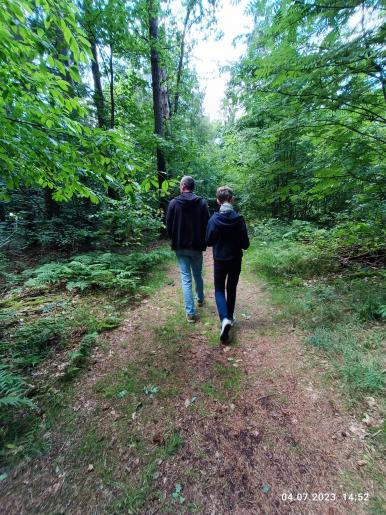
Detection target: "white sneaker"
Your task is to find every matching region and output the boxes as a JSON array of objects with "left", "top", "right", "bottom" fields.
[
  {"left": 230, "top": 318, "right": 236, "bottom": 327},
  {"left": 220, "top": 318, "right": 232, "bottom": 343}
]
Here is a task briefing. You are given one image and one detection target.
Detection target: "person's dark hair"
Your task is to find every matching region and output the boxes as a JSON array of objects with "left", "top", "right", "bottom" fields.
[
  {"left": 180, "top": 175, "right": 195, "bottom": 191},
  {"left": 216, "top": 186, "right": 234, "bottom": 203}
]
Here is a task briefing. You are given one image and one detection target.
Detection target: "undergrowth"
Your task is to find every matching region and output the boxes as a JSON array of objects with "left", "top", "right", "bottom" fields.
[
  {"left": 23, "top": 249, "right": 171, "bottom": 292},
  {"left": 0, "top": 246, "right": 172, "bottom": 473},
  {"left": 247, "top": 219, "right": 385, "bottom": 400}
]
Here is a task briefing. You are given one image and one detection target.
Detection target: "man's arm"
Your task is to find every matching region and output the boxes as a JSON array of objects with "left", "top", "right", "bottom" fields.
[
  {"left": 205, "top": 218, "right": 215, "bottom": 247},
  {"left": 241, "top": 218, "right": 250, "bottom": 250},
  {"left": 204, "top": 201, "right": 210, "bottom": 225},
  {"left": 166, "top": 200, "right": 175, "bottom": 238}
]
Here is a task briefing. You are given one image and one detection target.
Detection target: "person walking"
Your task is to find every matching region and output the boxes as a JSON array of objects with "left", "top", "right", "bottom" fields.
[
  {"left": 166, "top": 176, "right": 210, "bottom": 323},
  {"left": 206, "top": 186, "right": 250, "bottom": 343}
]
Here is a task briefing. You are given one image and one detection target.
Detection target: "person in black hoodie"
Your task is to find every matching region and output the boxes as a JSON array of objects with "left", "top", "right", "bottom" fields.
[
  {"left": 206, "top": 186, "right": 249, "bottom": 343},
  {"left": 166, "top": 176, "right": 210, "bottom": 322}
]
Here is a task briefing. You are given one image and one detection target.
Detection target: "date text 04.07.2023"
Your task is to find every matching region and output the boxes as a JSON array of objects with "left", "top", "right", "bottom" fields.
[{"left": 281, "top": 493, "right": 369, "bottom": 502}]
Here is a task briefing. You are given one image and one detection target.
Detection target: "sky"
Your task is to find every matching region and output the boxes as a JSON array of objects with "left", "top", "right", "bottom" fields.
[{"left": 189, "top": 0, "right": 253, "bottom": 120}]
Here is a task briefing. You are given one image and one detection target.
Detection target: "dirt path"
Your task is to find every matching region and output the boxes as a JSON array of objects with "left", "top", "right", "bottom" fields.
[{"left": 1, "top": 252, "right": 375, "bottom": 514}]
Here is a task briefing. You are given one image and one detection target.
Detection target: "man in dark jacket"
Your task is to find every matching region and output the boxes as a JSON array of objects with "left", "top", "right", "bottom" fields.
[
  {"left": 166, "top": 176, "right": 210, "bottom": 323},
  {"left": 206, "top": 186, "right": 249, "bottom": 343}
]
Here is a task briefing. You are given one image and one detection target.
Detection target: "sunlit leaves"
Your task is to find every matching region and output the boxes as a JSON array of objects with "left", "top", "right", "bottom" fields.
[{"left": 224, "top": 0, "right": 385, "bottom": 223}]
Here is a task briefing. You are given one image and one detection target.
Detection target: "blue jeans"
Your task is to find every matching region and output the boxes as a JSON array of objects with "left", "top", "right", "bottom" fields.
[{"left": 176, "top": 250, "right": 204, "bottom": 316}]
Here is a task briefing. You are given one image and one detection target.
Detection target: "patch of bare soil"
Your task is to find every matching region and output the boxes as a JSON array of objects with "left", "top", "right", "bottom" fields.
[{"left": 1, "top": 252, "right": 379, "bottom": 514}]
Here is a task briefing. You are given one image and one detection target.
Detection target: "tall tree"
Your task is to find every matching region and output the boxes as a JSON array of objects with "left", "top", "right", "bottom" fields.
[
  {"left": 147, "top": 0, "right": 167, "bottom": 189},
  {"left": 223, "top": 0, "right": 385, "bottom": 224},
  {"left": 83, "top": 0, "right": 106, "bottom": 128}
]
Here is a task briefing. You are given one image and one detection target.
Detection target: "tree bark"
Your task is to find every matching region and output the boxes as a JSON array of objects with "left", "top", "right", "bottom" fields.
[
  {"left": 148, "top": 0, "right": 167, "bottom": 189},
  {"left": 109, "top": 45, "right": 115, "bottom": 128},
  {"left": 90, "top": 38, "right": 106, "bottom": 128},
  {"left": 174, "top": 3, "right": 192, "bottom": 115},
  {"left": 83, "top": 0, "right": 106, "bottom": 128},
  {"left": 44, "top": 188, "right": 60, "bottom": 219}
]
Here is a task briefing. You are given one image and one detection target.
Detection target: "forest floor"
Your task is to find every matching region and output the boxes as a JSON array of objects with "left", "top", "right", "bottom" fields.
[{"left": 1, "top": 252, "right": 383, "bottom": 514}]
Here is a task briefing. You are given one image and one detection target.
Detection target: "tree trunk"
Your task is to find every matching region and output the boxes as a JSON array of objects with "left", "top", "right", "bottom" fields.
[
  {"left": 44, "top": 189, "right": 60, "bottom": 219},
  {"left": 83, "top": 0, "right": 106, "bottom": 128},
  {"left": 174, "top": 3, "right": 192, "bottom": 115},
  {"left": 148, "top": 0, "right": 167, "bottom": 189},
  {"left": 109, "top": 45, "right": 115, "bottom": 128},
  {"left": 90, "top": 39, "right": 106, "bottom": 128}
]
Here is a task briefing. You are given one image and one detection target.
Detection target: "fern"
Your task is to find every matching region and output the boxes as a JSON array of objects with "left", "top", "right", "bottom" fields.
[
  {"left": 64, "top": 332, "right": 99, "bottom": 380},
  {"left": 23, "top": 249, "right": 171, "bottom": 292},
  {"left": 0, "top": 365, "right": 35, "bottom": 409}
]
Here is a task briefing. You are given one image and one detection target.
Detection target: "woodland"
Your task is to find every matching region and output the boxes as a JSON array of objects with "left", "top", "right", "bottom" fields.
[{"left": 0, "top": 0, "right": 385, "bottom": 511}]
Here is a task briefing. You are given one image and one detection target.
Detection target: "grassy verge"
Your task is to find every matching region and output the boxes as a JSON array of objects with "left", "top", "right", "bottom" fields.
[
  {"left": 245, "top": 221, "right": 385, "bottom": 401},
  {"left": 0, "top": 245, "right": 173, "bottom": 475},
  {"left": 89, "top": 311, "right": 199, "bottom": 512},
  {"left": 245, "top": 220, "right": 385, "bottom": 510}
]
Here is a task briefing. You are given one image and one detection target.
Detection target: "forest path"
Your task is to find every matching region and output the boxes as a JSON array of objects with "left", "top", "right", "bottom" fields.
[{"left": 2, "top": 252, "right": 372, "bottom": 514}]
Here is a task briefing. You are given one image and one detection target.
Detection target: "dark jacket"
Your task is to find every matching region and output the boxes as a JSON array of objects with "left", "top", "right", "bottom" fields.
[
  {"left": 166, "top": 192, "right": 210, "bottom": 251},
  {"left": 206, "top": 210, "right": 250, "bottom": 261}
]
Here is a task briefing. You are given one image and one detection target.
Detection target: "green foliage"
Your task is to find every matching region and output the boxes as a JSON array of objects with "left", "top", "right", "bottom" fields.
[
  {"left": 0, "top": 0, "right": 138, "bottom": 201},
  {"left": 223, "top": 0, "right": 385, "bottom": 241},
  {"left": 249, "top": 241, "right": 331, "bottom": 280},
  {"left": 93, "top": 197, "right": 164, "bottom": 248},
  {"left": 64, "top": 332, "right": 99, "bottom": 380},
  {"left": 163, "top": 431, "right": 184, "bottom": 456},
  {"left": 0, "top": 365, "right": 35, "bottom": 409},
  {"left": 9, "top": 316, "right": 71, "bottom": 368},
  {"left": 24, "top": 249, "right": 172, "bottom": 292},
  {"left": 307, "top": 327, "right": 385, "bottom": 394},
  {"left": 0, "top": 253, "right": 20, "bottom": 292},
  {"left": 247, "top": 221, "right": 385, "bottom": 400}
]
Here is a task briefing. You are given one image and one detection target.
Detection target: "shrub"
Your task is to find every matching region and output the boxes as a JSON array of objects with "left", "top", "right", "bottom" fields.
[
  {"left": 0, "top": 253, "right": 20, "bottom": 292},
  {"left": 93, "top": 197, "right": 164, "bottom": 248},
  {"left": 248, "top": 241, "right": 335, "bottom": 280},
  {"left": 9, "top": 316, "right": 71, "bottom": 368},
  {"left": 23, "top": 249, "right": 172, "bottom": 292}
]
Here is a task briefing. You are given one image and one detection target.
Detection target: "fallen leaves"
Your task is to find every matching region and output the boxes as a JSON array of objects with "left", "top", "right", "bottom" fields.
[{"left": 152, "top": 433, "right": 164, "bottom": 446}]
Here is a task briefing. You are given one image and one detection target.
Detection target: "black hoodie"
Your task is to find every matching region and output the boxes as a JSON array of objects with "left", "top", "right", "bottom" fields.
[
  {"left": 166, "top": 192, "right": 210, "bottom": 251},
  {"left": 206, "top": 209, "right": 250, "bottom": 261}
]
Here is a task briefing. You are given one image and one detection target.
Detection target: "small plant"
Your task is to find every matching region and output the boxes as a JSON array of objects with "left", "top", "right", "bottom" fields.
[
  {"left": 163, "top": 431, "right": 184, "bottom": 456},
  {"left": 0, "top": 365, "right": 35, "bottom": 409},
  {"left": 143, "top": 384, "right": 159, "bottom": 396},
  {"left": 9, "top": 316, "right": 71, "bottom": 368},
  {"left": 64, "top": 332, "right": 99, "bottom": 380},
  {"left": 172, "top": 483, "right": 185, "bottom": 504}
]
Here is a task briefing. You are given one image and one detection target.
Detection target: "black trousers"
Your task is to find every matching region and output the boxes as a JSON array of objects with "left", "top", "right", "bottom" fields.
[{"left": 213, "top": 258, "right": 242, "bottom": 321}]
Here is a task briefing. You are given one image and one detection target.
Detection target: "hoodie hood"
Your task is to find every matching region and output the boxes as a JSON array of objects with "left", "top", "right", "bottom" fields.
[
  {"left": 175, "top": 192, "right": 202, "bottom": 206},
  {"left": 212, "top": 210, "right": 243, "bottom": 227}
]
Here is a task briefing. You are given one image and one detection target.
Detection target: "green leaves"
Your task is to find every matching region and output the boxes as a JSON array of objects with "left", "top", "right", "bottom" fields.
[
  {"left": 0, "top": 365, "right": 35, "bottom": 409},
  {"left": 171, "top": 483, "right": 185, "bottom": 504},
  {"left": 0, "top": 0, "right": 137, "bottom": 202},
  {"left": 223, "top": 0, "right": 385, "bottom": 227}
]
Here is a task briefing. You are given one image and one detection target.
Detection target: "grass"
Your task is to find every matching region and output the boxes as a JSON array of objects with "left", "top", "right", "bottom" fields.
[
  {"left": 0, "top": 246, "right": 173, "bottom": 473},
  {"left": 200, "top": 363, "right": 246, "bottom": 402},
  {"left": 246, "top": 222, "right": 385, "bottom": 507},
  {"left": 109, "top": 429, "right": 185, "bottom": 513},
  {"left": 246, "top": 238, "right": 385, "bottom": 401}
]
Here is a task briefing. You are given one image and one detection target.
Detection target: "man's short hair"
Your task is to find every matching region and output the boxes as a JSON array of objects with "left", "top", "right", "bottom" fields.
[
  {"left": 180, "top": 175, "right": 195, "bottom": 191},
  {"left": 216, "top": 186, "right": 234, "bottom": 203}
]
